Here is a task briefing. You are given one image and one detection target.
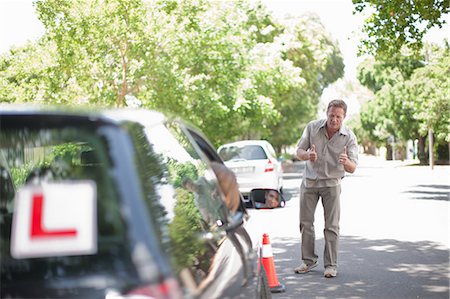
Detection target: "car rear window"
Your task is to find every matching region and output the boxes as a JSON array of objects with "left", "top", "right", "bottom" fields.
[
  {"left": 218, "top": 145, "right": 267, "bottom": 161},
  {"left": 0, "top": 121, "right": 139, "bottom": 297}
]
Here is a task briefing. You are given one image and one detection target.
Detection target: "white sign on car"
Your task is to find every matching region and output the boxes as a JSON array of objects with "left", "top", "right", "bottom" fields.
[{"left": 11, "top": 181, "right": 97, "bottom": 259}]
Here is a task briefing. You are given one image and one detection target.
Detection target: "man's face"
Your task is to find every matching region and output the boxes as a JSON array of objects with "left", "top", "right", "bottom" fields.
[
  {"left": 326, "top": 106, "right": 345, "bottom": 132},
  {"left": 266, "top": 190, "right": 279, "bottom": 208}
]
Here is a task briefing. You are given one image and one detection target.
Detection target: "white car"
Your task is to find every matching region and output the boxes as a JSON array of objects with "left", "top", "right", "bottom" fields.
[{"left": 218, "top": 140, "right": 283, "bottom": 206}]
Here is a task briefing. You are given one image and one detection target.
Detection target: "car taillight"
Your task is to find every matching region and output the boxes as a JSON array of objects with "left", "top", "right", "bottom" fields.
[
  {"left": 264, "top": 159, "right": 274, "bottom": 172},
  {"left": 109, "top": 278, "right": 183, "bottom": 299}
]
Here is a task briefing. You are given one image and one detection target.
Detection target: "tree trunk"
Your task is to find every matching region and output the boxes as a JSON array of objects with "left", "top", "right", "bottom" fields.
[
  {"left": 428, "top": 129, "right": 434, "bottom": 169},
  {"left": 386, "top": 142, "right": 393, "bottom": 160},
  {"left": 417, "top": 136, "right": 427, "bottom": 165},
  {"left": 117, "top": 41, "right": 129, "bottom": 107}
]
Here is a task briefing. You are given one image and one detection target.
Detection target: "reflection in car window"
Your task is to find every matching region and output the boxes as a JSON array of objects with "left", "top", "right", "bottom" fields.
[
  {"left": 267, "top": 143, "right": 277, "bottom": 158},
  {"left": 0, "top": 125, "right": 135, "bottom": 290},
  {"left": 123, "top": 122, "right": 168, "bottom": 238},
  {"left": 218, "top": 145, "right": 267, "bottom": 161},
  {"left": 144, "top": 122, "right": 228, "bottom": 227},
  {"left": 139, "top": 121, "right": 230, "bottom": 293}
]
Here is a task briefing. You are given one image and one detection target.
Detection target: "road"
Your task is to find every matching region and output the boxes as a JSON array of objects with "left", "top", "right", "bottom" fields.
[{"left": 244, "top": 155, "right": 450, "bottom": 299}]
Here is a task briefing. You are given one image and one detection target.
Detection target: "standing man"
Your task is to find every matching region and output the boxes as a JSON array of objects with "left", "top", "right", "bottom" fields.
[{"left": 294, "top": 99, "right": 358, "bottom": 278}]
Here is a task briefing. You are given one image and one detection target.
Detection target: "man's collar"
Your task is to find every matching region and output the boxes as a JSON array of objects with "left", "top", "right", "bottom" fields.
[
  {"left": 339, "top": 125, "right": 349, "bottom": 136},
  {"left": 321, "top": 119, "right": 349, "bottom": 135}
]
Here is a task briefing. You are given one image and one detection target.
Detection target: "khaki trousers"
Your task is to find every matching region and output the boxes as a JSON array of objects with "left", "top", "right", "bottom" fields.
[{"left": 299, "top": 182, "right": 341, "bottom": 268}]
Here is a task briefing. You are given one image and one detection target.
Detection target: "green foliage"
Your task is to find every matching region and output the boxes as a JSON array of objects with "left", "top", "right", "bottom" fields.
[
  {"left": 168, "top": 187, "right": 206, "bottom": 272},
  {"left": 357, "top": 51, "right": 425, "bottom": 93},
  {"left": 353, "top": 0, "right": 450, "bottom": 57},
  {"left": 167, "top": 160, "right": 198, "bottom": 189},
  {"left": 0, "top": 41, "right": 55, "bottom": 103},
  {"left": 146, "top": 0, "right": 258, "bottom": 145},
  {"left": 1, "top": 0, "right": 344, "bottom": 149},
  {"left": 259, "top": 13, "right": 344, "bottom": 148},
  {"left": 406, "top": 44, "right": 450, "bottom": 143},
  {"left": 359, "top": 99, "right": 389, "bottom": 144},
  {"left": 49, "top": 143, "right": 84, "bottom": 163},
  {"left": 10, "top": 164, "right": 35, "bottom": 188},
  {"left": 244, "top": 1, "right": 284, "bottom": 43},
  {"left": 346, "top": 114, "right": 370, "bottom": 147},
  {"left": 357, "top": 42, "right": 449, "bottom": 162},
  {"left": 35, "top": 0, "right": 154, "bottom": 107}
]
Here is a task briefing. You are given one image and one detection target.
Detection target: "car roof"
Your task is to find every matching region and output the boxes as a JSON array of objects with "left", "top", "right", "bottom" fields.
[
  {"left": 0, "top": 104, "right": 166, "bottom": 128},
  {"left": 102, "top": 108, "right": 166, "bottom": 128},
  {"left": 219, "top": 140, "right": 271, "bottom": 148}
]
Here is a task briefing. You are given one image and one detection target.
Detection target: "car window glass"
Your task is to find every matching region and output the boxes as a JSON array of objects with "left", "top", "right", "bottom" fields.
[
  {"left": 139, "top": 121, "right": 233, "bottom": 294},
  {"left": 144, "top": 122, "right": 229, "bottom": 226},
  {"left": 0, "top": 124, "right": 137, "bottom": 291},
  {"left": 267, "top": 143, "right": 277, "bottom": 158},
  {"left": 219, "top": 145, "right": 267, "bottom": 161},
  {"left": 183, "top": 127, "right": 242, "bottom": 215}
]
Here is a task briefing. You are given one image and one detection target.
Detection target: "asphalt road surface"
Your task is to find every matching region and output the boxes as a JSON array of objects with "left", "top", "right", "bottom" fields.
[{"left": 245, "top": 155, "right": 450, "bottom": 299}]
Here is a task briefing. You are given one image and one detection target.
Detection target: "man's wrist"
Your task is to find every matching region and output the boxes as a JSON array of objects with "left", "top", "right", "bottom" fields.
[
  {"left": 303, "top": 152, "right": 309, "bottom": 161},
  {"left": 297, "top": 150, "right": 308, "bottom": 161}
]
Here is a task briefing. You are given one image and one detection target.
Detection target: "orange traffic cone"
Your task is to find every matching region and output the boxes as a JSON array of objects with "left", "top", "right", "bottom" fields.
[{"left": 261, "top": 233, "right": 285, "bottom": 293}]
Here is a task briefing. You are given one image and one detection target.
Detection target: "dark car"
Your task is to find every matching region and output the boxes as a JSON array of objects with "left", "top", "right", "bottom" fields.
[{"left": 0, "top": 106, "right": 271, "bottom": 299}]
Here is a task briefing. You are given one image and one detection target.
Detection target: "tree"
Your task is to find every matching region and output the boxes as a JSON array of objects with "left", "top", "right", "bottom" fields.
[
  {"left": 407, "top": 44, "right": 450, "bottom": 144},
  {"left": 353, "top": 0, "right": 450, "bottom": 57},
  {"left": 0, "top": 41, "right": 55, "bottom": 103},
  {"left": 357, "top": 53, "right": 425, "bottom": 93},
  {"left": 35, "top": 0, "right": 158, "bottom": 107},
  {"left": 357, "top": 43, "right": 449, "bottom": 163},
  {"left": 1, "top": 0, "right": 344, "bottom": 149},
  {"left": 264, "top": 13, "right": 345, "bottom": 150}
]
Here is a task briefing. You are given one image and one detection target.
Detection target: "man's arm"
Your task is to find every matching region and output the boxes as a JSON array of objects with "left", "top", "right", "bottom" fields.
[
  {"left": 339, "top": 146, "right": 357, "bottom": 173},
  {"left": 296, "top": 145, "right": 317, "bottom": 162},
  {"left": 296, "top": 148, "right": 308, "bottom": 161},
  {"left": 343, "top": 159, "right": 356, "bottom": 173}
]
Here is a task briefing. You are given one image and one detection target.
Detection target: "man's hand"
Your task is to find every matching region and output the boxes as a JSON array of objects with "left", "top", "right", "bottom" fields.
[
  {"left": 339, "top": 146, "right": 356, "bottom": 173},
  {"left": 339, "top": 146, "right": 348, "bottom": 165},
  {"left": 296, "top": 145, "right": 317, "bottom": 162},
  {"left": 308, "top": 144, "right": 317, "bottom": 162}
]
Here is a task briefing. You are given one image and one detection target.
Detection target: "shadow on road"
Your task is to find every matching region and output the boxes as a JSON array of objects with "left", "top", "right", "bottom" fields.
[
  {"left": 269, "top": 236, "right": 449, "bottom": 299},
  {"left": 403, "top": 184, "right": 450, "bottom": 201}
]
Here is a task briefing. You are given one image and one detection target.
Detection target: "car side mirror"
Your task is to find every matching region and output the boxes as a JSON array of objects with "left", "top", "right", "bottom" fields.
[{"left": 250, "top": 189, "right": 285, "bottom": 209}]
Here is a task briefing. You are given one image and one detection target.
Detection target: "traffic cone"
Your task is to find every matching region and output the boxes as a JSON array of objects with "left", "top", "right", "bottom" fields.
[{"left": 261, "top": 233, "right": 285, "bottom": 293}]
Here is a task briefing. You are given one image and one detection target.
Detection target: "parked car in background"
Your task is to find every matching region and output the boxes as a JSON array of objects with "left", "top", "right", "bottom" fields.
[
  {"left": 0, "top": 106, "right": 271, "bottom": 299},
  {"left": 217, "top": 140, "right": 283, "bottom": 208}
]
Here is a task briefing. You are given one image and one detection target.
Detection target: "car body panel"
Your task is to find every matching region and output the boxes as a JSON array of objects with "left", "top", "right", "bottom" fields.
[{"left": 0, "top": 106, "right": 270, "bottom": 299}]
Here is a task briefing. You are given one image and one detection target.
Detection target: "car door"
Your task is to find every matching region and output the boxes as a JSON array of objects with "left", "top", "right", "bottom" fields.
[{"left": 136, "top": 120, "right": 264, "bottom": 298}]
